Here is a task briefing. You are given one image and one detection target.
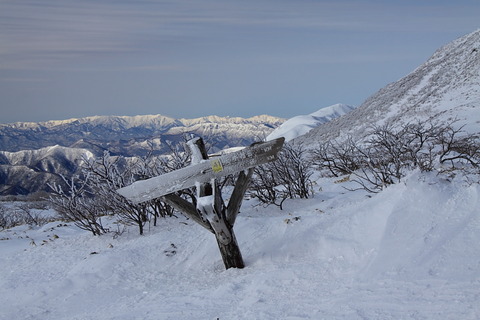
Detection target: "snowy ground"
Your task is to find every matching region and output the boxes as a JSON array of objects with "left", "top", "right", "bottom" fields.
[{"left": 1, "top": 172, "right": 480, "bottom": 320}]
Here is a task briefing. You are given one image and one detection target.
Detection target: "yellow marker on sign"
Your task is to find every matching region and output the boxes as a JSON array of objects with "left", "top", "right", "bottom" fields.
[{"left": 211, "top": 158, "right": 224, "bottom": 173}]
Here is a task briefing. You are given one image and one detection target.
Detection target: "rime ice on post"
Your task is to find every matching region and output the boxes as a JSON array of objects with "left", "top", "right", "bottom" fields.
[{"left": 117, "top": 136, "right": 284, "bottom": 269}]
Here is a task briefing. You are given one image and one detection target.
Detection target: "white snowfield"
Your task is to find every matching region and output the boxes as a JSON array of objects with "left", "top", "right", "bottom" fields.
[{"left": 1, "top": 172, "right": 479, "bottom": 319}]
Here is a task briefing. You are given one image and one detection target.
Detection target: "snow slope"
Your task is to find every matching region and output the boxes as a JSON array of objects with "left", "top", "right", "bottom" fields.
[
  {"left": 301, "top": 29, "right": 480, "bottom": 144},
  {"left": 1, "top": 172, "right": 479, "bottom": 319},
  {"left": 267, "top": 103, "right": 355, "bottom": 141}
]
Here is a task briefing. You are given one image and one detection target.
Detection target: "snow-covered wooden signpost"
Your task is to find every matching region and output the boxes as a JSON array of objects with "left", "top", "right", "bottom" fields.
[{"left": 117, "top": 137, "right": 284, "bottom": 269}]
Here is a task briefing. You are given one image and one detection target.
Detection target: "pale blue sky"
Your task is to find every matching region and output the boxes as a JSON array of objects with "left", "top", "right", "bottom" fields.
[{"left": 1, "top": 0, "right": 479, "bottom": 123}]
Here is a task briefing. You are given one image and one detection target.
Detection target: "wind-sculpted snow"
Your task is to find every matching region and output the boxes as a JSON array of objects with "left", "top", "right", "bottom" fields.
[{"left": 1, "top": 172, "right": 479, "bottom": 319}]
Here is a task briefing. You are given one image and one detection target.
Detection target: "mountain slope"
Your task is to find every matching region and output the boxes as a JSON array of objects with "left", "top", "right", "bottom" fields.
[
  {"left": 301, "top": 29, "right": 480, "bottom": 144},
  {"left": 0, "top": 146, "right": 94, "bottom": 196},
  {"left": 267, "top": 103, "right": 355, "bottom": 141}
]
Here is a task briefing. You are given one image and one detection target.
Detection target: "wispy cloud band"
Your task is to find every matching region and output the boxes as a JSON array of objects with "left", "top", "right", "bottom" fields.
[{"left": 3, "top": 0, "right": 446, "bottom": 70}]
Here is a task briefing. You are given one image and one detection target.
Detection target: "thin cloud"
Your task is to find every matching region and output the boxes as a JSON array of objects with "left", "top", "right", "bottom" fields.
[
  {"left": 0, "top": 0, "right": 378, "bottom": 70},
  {"left": 1, "top": 1, "right": 478, "bottom": 70},
  {"left": 0, "top": 77, "right": 47, "bottom": 83},
  {"left": 1, "top": 1, "right": 146, "bottom": 69}
]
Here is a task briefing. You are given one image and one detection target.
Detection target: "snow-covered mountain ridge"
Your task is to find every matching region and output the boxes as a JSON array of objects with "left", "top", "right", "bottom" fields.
[
  {"left": 0, "top": 145, "right": 93, "bottom": 167},
  {"left": 0, "top": 146, "right": 95, "bottom": 196},
  {"left": 267, "top": 103, "right": 355, "bottom": 141},
  {"left": 300, "top": 29, "right": 480, "bottom": 144},
  {"left": 2, "top": 114, "right": 283, "bottom": 133},
  {"left": 0, "top": 114, "right": 285, "bottom": 154}
]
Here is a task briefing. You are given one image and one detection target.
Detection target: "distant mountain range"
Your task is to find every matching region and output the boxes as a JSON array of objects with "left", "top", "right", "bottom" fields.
[
  {"left": 0, "top": 146, "right": 94, "bottom": 197},
  {"left": 0, "top": 114, "right": 285, "bottom": 156},
  {"left": 0, "top": 114, "right": 285, "bottom": 197}
]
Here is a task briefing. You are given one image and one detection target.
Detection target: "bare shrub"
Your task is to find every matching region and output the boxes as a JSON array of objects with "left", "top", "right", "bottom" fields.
[
  {"left": 81, "top": 152, "right": 150, "bottom": 235},
  {"left": 0, "top": 203, "right": 52, "bottom": 230},
  {"left": 277, "top": 142, "right": 314, "bottom": 199},
  {"left": 312, "top": 137, "right": 360, "bottom": 177},
  {"left": 0, "top": 205, "right": 10, "bottom": 229},
  {"left": 249, "top": 142, "right": 314, "bottom": 209},
  {"left": 48, "top": 140, "right": 193, "bottom": 236},
  {"left": 437, "top": 125, "right": 480, "bottom": 169},
  {"left": 312, "top": 119, "right": 480, "bottom": 193},
  {"left": 49, "top": 175, "right": 108, "bottom": 236},
  {"left": 14, "top": 203, "right": 51, "bottom": 226},
  {"left": 249, "top": 160, "right": 288, "bottom": 209}
]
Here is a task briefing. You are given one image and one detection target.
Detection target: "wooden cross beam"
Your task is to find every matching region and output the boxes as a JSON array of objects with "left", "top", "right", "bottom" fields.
[{"left": 117, "top": 137, "right": 285, "bottom": 204}]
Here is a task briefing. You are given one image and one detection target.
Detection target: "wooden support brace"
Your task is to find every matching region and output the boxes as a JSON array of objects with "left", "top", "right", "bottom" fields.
[
  {"left": 226, "top": 168, "right": 254, "bottom": 227},
  {"left": 162, "top": 193, "right": 214, "bottom": 233}
]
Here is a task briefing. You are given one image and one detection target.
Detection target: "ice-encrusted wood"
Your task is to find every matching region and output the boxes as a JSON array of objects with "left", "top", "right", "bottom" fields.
[{"left": 117, "top": 137, "right": 284, "bottom": 204}]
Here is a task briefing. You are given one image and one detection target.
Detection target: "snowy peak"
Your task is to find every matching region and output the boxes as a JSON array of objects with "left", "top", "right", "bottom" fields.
[
  {"left": 267, "top": 104, "right": 355, "bottom": 141},
  {"left": 309, "top": 103, "right": 356, "bottom": 118},
  {"left": 301, "top": 29, "right": 480, "bottom": 143}
]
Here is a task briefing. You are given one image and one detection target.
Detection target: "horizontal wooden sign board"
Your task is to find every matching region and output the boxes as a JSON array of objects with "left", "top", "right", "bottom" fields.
[{"left": 117, "top": 137, "right": 284, "bottom": 204}]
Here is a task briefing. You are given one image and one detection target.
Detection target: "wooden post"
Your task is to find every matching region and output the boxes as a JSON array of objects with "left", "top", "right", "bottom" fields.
[
  {"left": 187, "top": 137, "right": 245, "bottom": 269},
  {"left": 161, "top": 193, "right": 213, "bottom": 233},
  {"left": 226, "top": 168, "right": 254, "bottom": 226}
]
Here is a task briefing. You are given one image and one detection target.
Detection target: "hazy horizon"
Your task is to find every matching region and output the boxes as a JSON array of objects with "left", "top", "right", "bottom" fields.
[{"left": 1, "top": 1, "right": 479, "bottom": 124}]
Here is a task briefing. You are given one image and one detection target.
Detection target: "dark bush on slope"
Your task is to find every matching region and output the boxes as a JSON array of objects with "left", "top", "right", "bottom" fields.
[{"left": 312, "top": 120, "right": 480, "bottom": 193}]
